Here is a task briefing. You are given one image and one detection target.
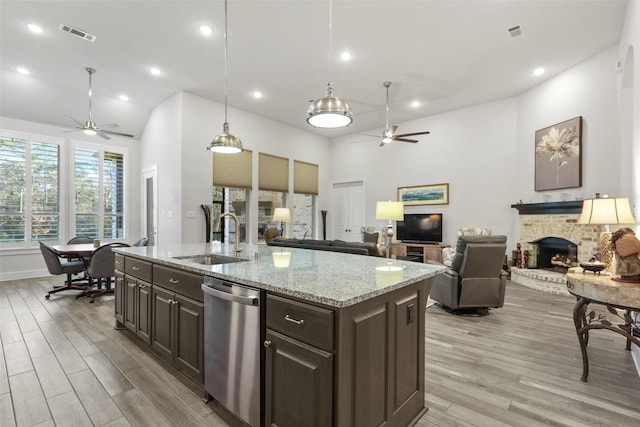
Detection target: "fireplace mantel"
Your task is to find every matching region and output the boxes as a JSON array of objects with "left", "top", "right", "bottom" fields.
[{"left": 511, "top": 200, "right": 584, "bottom": 215}]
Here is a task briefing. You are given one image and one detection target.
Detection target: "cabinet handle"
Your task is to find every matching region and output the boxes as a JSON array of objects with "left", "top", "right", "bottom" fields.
[
  {"left": 139, "top": 283, "right": 147, "bottom": 289},
  {"left": 263, "top": 340, "right": 272, "bottom": 348},
  {"left": 128, "top": 283, "right": 136, "bottom": 288},
  {"left": 115, "top": 261, "right": 122, "bottom": 265},
  {"left": 132, "top": 266, "right": 140, "bottom": 271},
  {"left": 284, "top": 314, "right": 304, "bottom": 326},
  {"left": 169, "top": 278, "right": 179, "bottom": 284}
]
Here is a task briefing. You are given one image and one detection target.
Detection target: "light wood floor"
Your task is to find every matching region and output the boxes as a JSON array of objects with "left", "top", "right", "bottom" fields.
[{"left": 1, "top": 276, "right": 639, "bottom": 426}]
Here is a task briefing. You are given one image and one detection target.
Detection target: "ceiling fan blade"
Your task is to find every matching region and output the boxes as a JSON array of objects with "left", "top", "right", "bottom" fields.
[
  {"left": 96, "top": 130, "right": 111, "bottom": 140},
  {"left": 97, "top": 123, "right": 119, "bottom": 129},
  {"left": 63, "top": 128, "right": 82, "bottom": 134},
  {"left": 393, "top": 138, "right": 418, "bottom": 143},
  {"left": 395, "top": 131, "right": 430, "bottom": 138},
  {"left": 102, "top": 129, "right": 134, "bottom": 138},
  {"left": 66, "top": 115, "right": 84, "bottom": 127}
]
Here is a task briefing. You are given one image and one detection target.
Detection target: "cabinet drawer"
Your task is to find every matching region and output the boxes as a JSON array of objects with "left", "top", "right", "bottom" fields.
[
  {"left": 114, "top": 254, "right": 125, "bottom": 272},
  {"left": 124, "top": 257, "right": 152, "bottom": 282},
  {"left": 267, "top": 295, "right": 333, "bottom": 351},
  {"left": 153, "top": 265, "right": 203, "bottom": 303}
]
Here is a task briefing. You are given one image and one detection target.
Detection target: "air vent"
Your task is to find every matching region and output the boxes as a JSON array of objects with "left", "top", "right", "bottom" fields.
[
  {"left": 58, "top": 24, "right": 96, "bottom": 42},
  {"left": 507, "top": 25, "right": 524, "bottom": 39}
]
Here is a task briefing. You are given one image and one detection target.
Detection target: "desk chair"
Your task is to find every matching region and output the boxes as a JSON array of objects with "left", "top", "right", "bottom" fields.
[
  {"left": 132, "top": 237, "right": 149, "bottom": 247},
  {"left": 85, "top": 243, "right": 130, "bottom": 303},
  {"left": 40, "top": 241, "right": 88, "bottom": 300}
]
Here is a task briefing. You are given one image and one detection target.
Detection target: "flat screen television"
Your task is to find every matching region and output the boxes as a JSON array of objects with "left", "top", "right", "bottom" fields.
[{"left": 396, "top": 213, "right": 443, "bottom": 243}]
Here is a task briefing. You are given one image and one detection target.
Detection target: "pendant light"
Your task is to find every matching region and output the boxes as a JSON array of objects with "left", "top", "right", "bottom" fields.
[
  {"left": 207, "top": 0, "right": 244, "bottom": 153},
  {"left": 306, "top": 0, "right": 353, "bottom": 128}
]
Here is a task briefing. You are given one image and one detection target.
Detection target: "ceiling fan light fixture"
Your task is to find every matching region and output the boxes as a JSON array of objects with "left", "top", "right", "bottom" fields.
[{"left": 307, "top": 84, "right": 353, "bottom": 128}]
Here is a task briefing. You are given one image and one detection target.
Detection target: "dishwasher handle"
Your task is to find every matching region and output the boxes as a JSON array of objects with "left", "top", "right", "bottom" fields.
[{"left": 201, "top": 283, "right": 259, "bottom": 306}]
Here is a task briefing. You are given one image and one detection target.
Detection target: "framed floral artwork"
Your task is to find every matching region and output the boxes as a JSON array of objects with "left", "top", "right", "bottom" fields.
[{"left": 534, "top": 116, "right": 582, "bottom": 191}]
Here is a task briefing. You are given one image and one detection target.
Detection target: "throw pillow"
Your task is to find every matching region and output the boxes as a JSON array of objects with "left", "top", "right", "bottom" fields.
[{"left": 363, "top": 231, "right": 379, "bottom": 243}]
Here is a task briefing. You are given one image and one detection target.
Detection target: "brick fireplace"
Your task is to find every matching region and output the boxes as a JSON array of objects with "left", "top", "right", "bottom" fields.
[{"left": 510, "top": 201, "right": 604, "bottom": 294}]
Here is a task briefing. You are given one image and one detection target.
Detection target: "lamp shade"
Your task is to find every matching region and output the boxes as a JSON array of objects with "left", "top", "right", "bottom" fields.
[
  {"left": 578, "top": 198, "right": 636, "bottom": 225},
  {"left": 376, "top": 201, "right": 404, "bottom": 221},
  {"left": 273, "top": 207, "right": 291, "bottom": 222}
]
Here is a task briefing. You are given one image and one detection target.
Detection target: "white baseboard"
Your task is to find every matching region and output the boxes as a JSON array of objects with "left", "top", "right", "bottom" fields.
[{"left": 0, "top": 268, "right": 49, "bottom": 282}]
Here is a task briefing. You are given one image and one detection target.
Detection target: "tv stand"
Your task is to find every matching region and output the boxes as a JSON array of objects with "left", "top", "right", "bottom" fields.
[{"left": 390, "top": 242, "right": 443, "bottom": 264}]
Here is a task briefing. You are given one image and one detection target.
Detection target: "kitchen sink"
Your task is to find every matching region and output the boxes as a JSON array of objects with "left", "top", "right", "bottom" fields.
[{"left": 172, "top": 254, "right": 248, "bottom": 265}]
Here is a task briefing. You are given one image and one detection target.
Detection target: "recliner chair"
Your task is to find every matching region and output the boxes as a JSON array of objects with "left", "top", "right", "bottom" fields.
[{"left": 429, "top": 235, "right": 508, "bottom": 314}]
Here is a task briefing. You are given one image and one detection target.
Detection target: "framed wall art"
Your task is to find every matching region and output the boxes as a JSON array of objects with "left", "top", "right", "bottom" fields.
[
  {"left": 397, "top": 183, "right": 449, "bottom": 206},
  {"left": 534, "top": 116, "right": 582, "bottom": 191}
]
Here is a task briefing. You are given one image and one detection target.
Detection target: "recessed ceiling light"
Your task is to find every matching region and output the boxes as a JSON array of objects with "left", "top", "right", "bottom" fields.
[
  {"left": 27, "top": 24, "right": 43, "bottom": 34},
  {"left": 252, "top": 91, "right": 263, "bottom": 99},
  {"left": 533, "top": 67, "right": 545, "bottom": 76},
  {"left": 200, "top": 25, "right": 212, "bottom": 36},
  {"left": 411, "top": 100, "right": 421, "bottom": 108},
  {"left": 150, "top": 67, "right": 161, "bottom": 76},
  {"left": 119, "top": 95, "right": 129, "bottom": 101},
  {"left": 17, "top": 67, "right": 30, "bottom": 75},
  {"left": 340, "top": 52, "right": 352, "bottom": 61}
]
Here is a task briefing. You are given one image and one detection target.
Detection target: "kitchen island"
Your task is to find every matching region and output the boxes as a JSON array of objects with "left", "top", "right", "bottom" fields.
[{"left": 114, "top": 242, "right": 444, "bottom": 427}]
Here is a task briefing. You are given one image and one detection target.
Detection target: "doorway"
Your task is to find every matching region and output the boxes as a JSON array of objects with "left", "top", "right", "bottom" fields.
[
  {"left": 142, "top": 166, "right": 158, "bottom": 245},
  {"left": 332, "top": 180, "right": 365, "bottom": 242}
]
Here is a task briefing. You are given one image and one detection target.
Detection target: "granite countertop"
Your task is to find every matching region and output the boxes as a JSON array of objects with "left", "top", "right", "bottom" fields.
[{"left": 114, "top": 243, "right": 445, "bottom": 308}]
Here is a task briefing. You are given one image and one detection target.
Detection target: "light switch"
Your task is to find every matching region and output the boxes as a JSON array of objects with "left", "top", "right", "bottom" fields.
[{"left": 167, "top": 210, "right": 173, "bottom": 218}]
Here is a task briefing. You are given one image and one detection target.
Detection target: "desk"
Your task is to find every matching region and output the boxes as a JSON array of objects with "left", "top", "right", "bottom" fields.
[
  {"left": 566, "top": 273, "right": 640, "bottom": 382},
  {"left": 51, "top": 243, "right": 96, "bottom": 258}
]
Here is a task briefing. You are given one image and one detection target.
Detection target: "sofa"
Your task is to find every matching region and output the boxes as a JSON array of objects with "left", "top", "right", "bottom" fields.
[{"left": 267, "top": 237, "right": 383, "bottom": 257}]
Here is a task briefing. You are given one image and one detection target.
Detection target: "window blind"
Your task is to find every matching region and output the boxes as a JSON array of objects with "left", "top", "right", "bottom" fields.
[
  {"left": 259, "top": 152, "right": 288, "bottom": 192},
  {"left": 213, "top": 149, "right": 253, "bottom": 189},
  {"left": 293, "top": 160, "right": 318, "bottom": 195},
  {"left": 103, "top": 152, "right": 124, "bottom": 238},
  {"left": 31, "top": 141, "right": 60, "bottom": 241},
  {"left": 74, "top": 147, "right": 100, "bottom": 237}
]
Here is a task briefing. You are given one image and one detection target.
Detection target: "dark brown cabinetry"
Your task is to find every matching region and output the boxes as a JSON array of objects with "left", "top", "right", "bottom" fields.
[
  {"left": 265, "top": 295, "right": 334, "bottom": 426},
  {"left": 114, "top": 269, "right": 125, "bottom": 324},
  {"left": 152, "top": 265, "right": 204, "bottom": 382},
  {"left": 265, "top": 279, "right": 430, "bottom": 427}
]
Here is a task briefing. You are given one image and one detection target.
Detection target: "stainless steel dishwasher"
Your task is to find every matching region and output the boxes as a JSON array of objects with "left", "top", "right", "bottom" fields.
[{"left": 202, "top": 276, "right": 264, "bottom": 427}]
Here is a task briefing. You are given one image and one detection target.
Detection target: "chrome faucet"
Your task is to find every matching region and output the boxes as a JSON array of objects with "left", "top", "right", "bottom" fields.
[{"left": 216, "top": 212, "right": 242, "bottom": 257}]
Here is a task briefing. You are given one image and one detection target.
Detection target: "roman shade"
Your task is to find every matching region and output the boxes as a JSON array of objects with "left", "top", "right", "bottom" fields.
[
  {"left": 213, "top": 149, "right": 253, "bottom": 188},
  {"left": 259, "top": 152, "right": 288, "bottom": 192},
  {"left": 293, "top": 160, "right": 318, "bottom": 195}
]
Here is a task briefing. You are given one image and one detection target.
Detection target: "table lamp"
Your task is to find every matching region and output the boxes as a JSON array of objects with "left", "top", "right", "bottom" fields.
[
  {"left": 273, "top": 207, "right": 291, "bottom": 238},
  {"left": 376, "top": 201, "right": 404, "bottom": 258},
  {"left": 578, "top": 196, "right": 637, "bottom": 277}
]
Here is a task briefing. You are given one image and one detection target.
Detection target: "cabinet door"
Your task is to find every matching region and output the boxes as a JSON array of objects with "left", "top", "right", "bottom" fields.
[
  {"left": 137, "top": 281, "right": 153, "bottom": 344},
  {"left": 114, "top": 271, "right": 125, "bottom": 324},
  {"left": 265, "top": 330, "right": 332, "bottom": 427},
  {"left": 174, "top": 294, "right": 204, "bottom": 381},
  {"left": 151, "top": 285, "right": 174, "bottom": 360},
  {"left": 124, "top": 275, "right": 138, "bottom": 332}
]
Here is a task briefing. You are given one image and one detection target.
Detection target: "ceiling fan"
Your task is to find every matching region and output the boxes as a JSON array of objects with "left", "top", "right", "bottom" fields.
[
  {"left": 65, "top": 67, "right": 134, "bottom": 140},
  {"left": 377, "top": 81, "right": 429, "bottom": 146}
]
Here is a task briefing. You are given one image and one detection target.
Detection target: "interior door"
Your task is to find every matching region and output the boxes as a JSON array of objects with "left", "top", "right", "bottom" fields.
[
  {"left": 142, "top": 166, "right": 158, "bottom": 245},
  {"left": 332, "top": 181, "right": 365, "bottom": 241}
]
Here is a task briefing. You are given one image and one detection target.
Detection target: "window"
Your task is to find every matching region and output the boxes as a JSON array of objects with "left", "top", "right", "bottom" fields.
[
  {"left": 0, "top": 136, "right": 60, "bottom": 243},
  {"left": 292, "top": 160, "right": 318, "bottom": 239},
  {"left": 74, "top": 147, "right": 125, "bottom": 239},
  {"left": 212, "top": 186, "right": 247, "bottom": 244}
]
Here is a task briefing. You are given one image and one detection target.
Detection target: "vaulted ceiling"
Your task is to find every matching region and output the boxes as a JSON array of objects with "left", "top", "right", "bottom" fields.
[{"left": 0, "top": 0, "right": 628, "bottom": 140}]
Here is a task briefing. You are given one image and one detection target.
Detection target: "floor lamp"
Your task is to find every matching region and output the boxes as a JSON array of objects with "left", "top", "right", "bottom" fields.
[
  {"left": 376, "top": 201, "right": 404, "bottom": 258},
  {"left": 578, "top": 196, "right": 636, "bottom": 275}
]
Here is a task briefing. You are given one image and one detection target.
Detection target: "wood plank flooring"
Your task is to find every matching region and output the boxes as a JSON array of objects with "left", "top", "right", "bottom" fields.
[{"left": 1, "top": 276, "right": 639, "bottom": 426}]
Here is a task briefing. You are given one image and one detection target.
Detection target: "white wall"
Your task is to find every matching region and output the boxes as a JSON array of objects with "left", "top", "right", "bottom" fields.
[
  {"left": 330, "top": 45, "right": 621, "bottom": 252},
  {"left": 0, "top": 116, "right": 141, "bottom": 280},
  {"left": 141, "top": 91, "right": 332, "bottom": 246},
  {"left": 618, "top": 0, "right": 639, "bottom": 224}
]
